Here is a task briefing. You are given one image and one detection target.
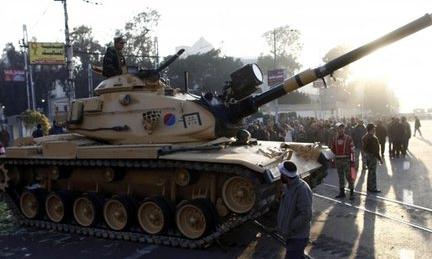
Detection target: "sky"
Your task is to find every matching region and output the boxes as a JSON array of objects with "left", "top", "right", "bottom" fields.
[{"left": 1, "top": 0, "right": 432, "bottom": 112}]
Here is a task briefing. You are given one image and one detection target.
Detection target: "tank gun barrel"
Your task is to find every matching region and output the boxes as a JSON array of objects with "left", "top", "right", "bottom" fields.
[{"left": 228, "top": 14, "right": 432, "bottom": 120}]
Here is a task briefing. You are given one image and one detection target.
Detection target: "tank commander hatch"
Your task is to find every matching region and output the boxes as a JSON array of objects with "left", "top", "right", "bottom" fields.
[{"left": 102, "top": 36, "right": 127, "bottom": 78}]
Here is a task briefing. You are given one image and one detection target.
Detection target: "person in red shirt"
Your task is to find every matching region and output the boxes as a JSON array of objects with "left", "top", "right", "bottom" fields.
[{"left": 331, "top": 123, "right": 355, "bottom": 200}]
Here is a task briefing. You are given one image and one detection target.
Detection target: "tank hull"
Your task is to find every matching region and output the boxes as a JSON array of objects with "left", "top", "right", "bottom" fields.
[{"left": 0, "top": 134, "right": 331, "bottom": 248}]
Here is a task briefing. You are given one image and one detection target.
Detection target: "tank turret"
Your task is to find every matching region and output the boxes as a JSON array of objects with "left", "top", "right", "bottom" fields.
[{"left": 66, "top": 14, "right": 432, "bottom": 144}]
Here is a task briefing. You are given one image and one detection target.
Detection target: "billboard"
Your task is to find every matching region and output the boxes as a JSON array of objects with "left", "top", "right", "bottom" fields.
[
  {"left": 267, "top": 69, "right": 284, "bottom": 87},
  {"left": 3, "top": 69, "right": 25, "bottom": 82},
  {"left": 29, "top": 42, "right": 65, "bottom": 65}
]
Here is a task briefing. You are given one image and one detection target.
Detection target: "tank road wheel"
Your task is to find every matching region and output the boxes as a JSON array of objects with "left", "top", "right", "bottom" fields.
[
  {"left": 103, "top": 197, "right": 133, "bottom": 231},
  {"left": 73, "top": 195, "right": 99, "bottom": 227},
  {"left": 138, "top": 197, "right": 172, "bottom": 234},
  {"left": 45, "top": 192, "right": 70, "bottom": 223},
  {"left": 175, "top": 199, "right": 214, "bottom": 239},
  {"left": 20, "top": 190, "right": 44, "bottom": 219},
  {"left": 222, "top": 176, "right": 256, "bottom": 214}
]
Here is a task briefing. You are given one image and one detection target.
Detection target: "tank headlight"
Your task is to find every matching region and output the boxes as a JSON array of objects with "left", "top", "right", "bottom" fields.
[{"left": 230, "top": 64, "right": 263, "bottom": 100}]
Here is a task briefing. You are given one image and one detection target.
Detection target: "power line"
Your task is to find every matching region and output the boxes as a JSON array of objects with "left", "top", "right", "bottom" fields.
[
  {"left": 32, "top": 2, "right": 55, "bottom": 32},
  {"left": 80, "top": 0, "right": 103, "bottom": 6}
]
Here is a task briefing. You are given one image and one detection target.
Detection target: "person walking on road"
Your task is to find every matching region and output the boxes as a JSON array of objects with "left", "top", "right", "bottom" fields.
[
  {"left": 277, "top": 160, "right": 313, "bottom": 259},
  {"left": 331, "top": 123, "right": 355, "bottom": 200},
  {"left": 400, "top": 116, "right": 411, "bottom": 156},
  {"left": 375, "top": 120, "right": 387, "bottom": 157},
  {"left": 414, "top": 116, "right": 422, "bottom": 137},
  {"left": 362, "top": 123, "right": 383, "bottom": 193},
  {"left": 392, "top": 118, "right": 404, "bottom": 157},
  {"left": 352, "top": 120, "right": 366, "bottom": 171}
]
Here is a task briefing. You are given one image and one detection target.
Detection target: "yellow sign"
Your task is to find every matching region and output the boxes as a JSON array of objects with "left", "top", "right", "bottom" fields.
[{"left": 29, "top": 42, "right": 65, "bottom": 65}]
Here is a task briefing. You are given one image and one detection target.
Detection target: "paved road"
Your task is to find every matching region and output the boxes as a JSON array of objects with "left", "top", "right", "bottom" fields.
[{"left": 1, "top": 120, "right": 431, "bottom": 258}]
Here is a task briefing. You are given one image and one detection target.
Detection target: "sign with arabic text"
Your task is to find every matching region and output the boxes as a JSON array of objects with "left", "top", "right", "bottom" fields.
[{"left": 29, "top": 42, "right": 65, "bottom": 65}]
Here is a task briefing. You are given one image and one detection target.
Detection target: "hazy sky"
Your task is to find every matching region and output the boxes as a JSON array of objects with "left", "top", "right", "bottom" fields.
[{"left": 1, "top": 0, "right": 431, "bottom": 112}]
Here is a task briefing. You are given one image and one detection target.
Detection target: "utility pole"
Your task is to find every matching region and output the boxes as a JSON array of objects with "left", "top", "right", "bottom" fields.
[
  {"left": 21, "top": 25, "right": 36, "bottom": 110},
  {"left": 55, "top": 0, "right": 75, "bottom": 104},
  {"left": 154, "top": 36, "right": 159, "bottom": 68},
  {"left": 273, "top": 29, "right": 277, "bottom": 69},
  {"left": 87, "top": 64, "right": 93, "bottom": 97},
  {"left": 22, "top": 25, "right": 31, "bottom": 110}
]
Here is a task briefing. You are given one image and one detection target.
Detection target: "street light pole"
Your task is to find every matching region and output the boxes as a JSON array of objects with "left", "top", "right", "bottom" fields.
[{"left": 55, "top": 0, "right": 75, "bottom": 104}]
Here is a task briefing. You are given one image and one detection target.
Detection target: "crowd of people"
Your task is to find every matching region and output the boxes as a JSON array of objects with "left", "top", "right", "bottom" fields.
[{"left": 246, "top": 115, "right": 420, "bottom": 159}]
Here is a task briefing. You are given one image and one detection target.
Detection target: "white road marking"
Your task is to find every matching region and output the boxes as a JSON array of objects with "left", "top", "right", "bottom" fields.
[
  {"left": 403, "top": 189, "right": 413, "bottom": 205},
  {"left": 399, "top": 248, "right": 415, "bottom": 259},
  {"left": 403, "top": 161, "right": 410, "bottom": 170}
]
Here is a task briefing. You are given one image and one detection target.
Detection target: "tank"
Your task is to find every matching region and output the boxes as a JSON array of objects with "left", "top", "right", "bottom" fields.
[{"left": 1, "top": 14, "right": 431, "bottom": 248}]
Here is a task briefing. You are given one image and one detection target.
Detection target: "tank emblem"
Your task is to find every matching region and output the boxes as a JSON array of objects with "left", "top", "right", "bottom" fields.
[
  {"left": 163, "top": 113, "right": 176, "bottom": 126},
  {"left": 182, "top": 112, "right": 202, "bottom": 128}
]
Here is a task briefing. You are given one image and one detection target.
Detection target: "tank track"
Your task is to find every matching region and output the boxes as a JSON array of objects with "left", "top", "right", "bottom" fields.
[{"left": 1, "top": 158, "right": 276, "bottom": 249}]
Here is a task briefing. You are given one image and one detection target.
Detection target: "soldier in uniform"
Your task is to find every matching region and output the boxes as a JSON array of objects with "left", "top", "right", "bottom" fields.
[
  {"left": 362, "top": 123, "right": 383, "bottom": 193},
  {"left": 102, "top": 36, "right": 127, "bottom": 78},
  {"left": 331, "top": 123, "right": 355, "bottom": 200}
]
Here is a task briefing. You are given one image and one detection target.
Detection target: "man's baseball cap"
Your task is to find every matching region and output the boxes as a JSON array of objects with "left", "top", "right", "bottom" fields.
[
  {"left": 278, "top": 161, "right": 298, "bottom": 178},
  {"left": 335, "top": 122, "right": 345, "bottom": 128}
]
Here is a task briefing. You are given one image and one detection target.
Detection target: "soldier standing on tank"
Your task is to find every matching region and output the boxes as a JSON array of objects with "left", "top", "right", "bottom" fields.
[
  {"left": 414, "top": 116, "right": 422, "bottom": 137},
  {"left": 102, "top": 36, "right": 127, "bottom": 78},
  {"left": 362, "top": 123, "right": 383, "bottom": 193},
  {"left": 331, "top": 123, "right": 355, "bottom": 200},
  {"left": 375, "top": 120, "right": 387, "bottom": 157},
  {"left": 277, "top": 161, "right": 312, "bottom": 259}
]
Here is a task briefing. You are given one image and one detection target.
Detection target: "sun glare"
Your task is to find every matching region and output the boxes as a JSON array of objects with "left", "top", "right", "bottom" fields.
[{"left": 347, "top": 30, "right": 432, "bottom": 113}]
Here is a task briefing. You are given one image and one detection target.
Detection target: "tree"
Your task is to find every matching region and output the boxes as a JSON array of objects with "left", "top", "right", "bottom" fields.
[
  {"left": 354, "top": 78, "right": 399, "bottom": 115},
  {"left": 70, "top": 25, "right": 105, "bottom": 98},
  {"left": 167, "top": 49, "right": 243, "bottom": 94},
  {"left": 116, "top": 9, "right": 160, "bottom": 68},
  {"left": 20, "top": 110, "right": 50, "bottom": 135},
  {"left": 322, "top": 45, "right": 352, "bottom": 88},
  {"left": 258, "top": 26, "right": 302, "bottom": 75}
]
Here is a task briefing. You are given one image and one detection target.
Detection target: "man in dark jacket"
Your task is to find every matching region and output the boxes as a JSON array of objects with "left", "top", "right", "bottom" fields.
[
  {"left": 392, "top": 118, "right": 404, "bottom": 157},
  {"left": 375, "top": 120, "right": 387, "bottom": 157},
  {"left": 400, "top": 116, "right": 411, "bottom": 156},
  {"left": 102, "top": 36, "right": 126, "bottom": 78},
  {"left": 277, "top": 161, "right": 312, "bottom": 259},
  {"left": 351, "top": 120, "right": 366, "bottom": 171},
  {"left": 362, "top": 123, "right": 383, "bottom": 193}
]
